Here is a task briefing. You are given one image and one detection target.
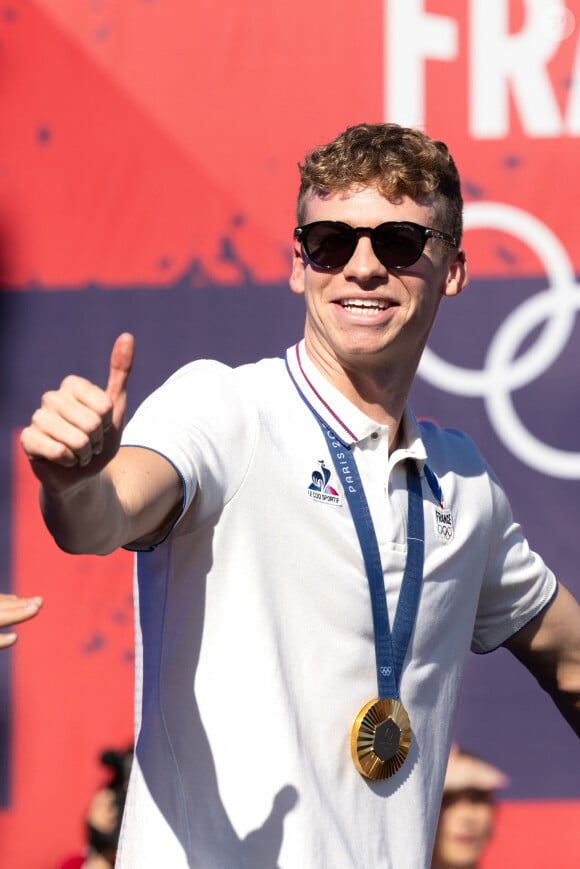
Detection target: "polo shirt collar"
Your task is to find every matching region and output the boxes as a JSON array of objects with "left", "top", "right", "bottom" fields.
[{"left": 285, "top": 340, "right": 427, "bottom": 466}]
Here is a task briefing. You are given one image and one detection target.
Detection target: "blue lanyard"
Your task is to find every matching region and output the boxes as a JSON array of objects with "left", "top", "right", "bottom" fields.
[
  {"left": 317, "top": 420, "right": 424, "bottom": 700},
  {"left": 286, "top": 355, "right": 426, "bottom": 700}
]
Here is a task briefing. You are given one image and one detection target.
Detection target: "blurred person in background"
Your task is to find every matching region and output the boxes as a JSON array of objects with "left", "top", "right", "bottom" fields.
[
  {"left": 431, "top": 745, "right": 509, "bottom": 869},
  {"left": 57, "top": 746, "right": 133, "bottom": 869}
]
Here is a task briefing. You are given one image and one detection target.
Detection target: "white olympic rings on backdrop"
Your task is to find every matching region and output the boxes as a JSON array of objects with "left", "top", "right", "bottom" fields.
[{"left": 418, "top": 202, "right": 580, "bottom": 478}]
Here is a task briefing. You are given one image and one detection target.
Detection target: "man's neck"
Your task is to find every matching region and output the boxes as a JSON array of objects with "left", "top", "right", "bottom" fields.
[{"left": 303, "top": 341, "right": 413, "bottom": 447}]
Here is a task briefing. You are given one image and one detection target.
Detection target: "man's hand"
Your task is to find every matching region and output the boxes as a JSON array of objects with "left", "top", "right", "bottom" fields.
[
  {"left": 21, "top": 333, "right": 182, "bottom": 555},
  {"left": 20, "top": 334, "right": 135, "bottom": 494},
  {"left": 0, "top": 593, "right": 43, "bottom": 649}
]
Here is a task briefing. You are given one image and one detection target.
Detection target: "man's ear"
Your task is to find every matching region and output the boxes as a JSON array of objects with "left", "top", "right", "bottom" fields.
[
  {"left": 442, "top": 248, "right": 468, "bottom": 298},
  {"left": 289, "top": 242, "right": 306, "bottom": 296}
]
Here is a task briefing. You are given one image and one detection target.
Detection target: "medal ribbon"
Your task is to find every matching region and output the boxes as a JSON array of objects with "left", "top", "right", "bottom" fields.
[
  {"left": 317, "top": 421, "right": 424, "bottom": 699},
  {"left": 286, "top": 355, "right": 426, "bottom": 701}
]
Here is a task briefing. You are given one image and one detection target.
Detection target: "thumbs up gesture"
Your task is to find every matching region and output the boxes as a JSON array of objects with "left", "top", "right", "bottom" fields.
[{"left": 21, "top": 333, "right": 135, "bottom": 494}]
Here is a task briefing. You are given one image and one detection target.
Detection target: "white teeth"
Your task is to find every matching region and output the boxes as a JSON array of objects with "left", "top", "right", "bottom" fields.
[{"left": 341, "top": 298, "right": 389, "bottom": 313}]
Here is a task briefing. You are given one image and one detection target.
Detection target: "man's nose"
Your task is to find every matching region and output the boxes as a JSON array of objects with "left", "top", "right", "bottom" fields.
[{"left": 342, "top": 233, "right": 387, "bottom": 283}]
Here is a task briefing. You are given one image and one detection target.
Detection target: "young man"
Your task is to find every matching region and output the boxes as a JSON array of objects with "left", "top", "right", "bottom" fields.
[{"left": 21, "top": 124, "right": 580, "bottom": 868}]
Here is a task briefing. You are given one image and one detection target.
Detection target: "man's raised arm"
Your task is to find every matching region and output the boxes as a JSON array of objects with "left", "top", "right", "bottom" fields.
[{"left": 20, "top": 333, "right": 183, "bottom": 555}]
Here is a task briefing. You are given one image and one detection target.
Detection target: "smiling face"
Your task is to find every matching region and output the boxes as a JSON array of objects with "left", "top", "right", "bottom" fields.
[{"left": 290, "top": 184, "right": 467, "bottom": 396}]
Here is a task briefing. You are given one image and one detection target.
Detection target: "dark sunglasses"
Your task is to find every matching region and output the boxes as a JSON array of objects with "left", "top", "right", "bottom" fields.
[{"left": 294, "top": 220, "right": 457, "bottom": 270}]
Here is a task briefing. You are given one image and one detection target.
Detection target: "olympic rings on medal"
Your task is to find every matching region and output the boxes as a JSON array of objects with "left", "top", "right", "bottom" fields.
[{"left": 418, "top": 202, "right": 580, "bottom": 478}]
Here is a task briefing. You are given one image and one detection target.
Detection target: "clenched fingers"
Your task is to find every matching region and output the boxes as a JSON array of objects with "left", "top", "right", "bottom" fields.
[{"left": 22, "top": 376, "right": 113, "bottom": 468}]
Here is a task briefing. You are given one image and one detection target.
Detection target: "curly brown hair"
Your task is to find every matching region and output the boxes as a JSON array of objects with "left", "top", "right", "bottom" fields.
[{"left": 297, "top": 123, "right": 463, "bottom": 243}]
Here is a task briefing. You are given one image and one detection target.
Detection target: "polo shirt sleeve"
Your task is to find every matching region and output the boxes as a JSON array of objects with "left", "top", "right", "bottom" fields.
[
  {"left": 121, "top": 359, "right": 258, "bottom": 530},
  {"left": 471, "top": 462, "right": 557, "bottom": 653}
]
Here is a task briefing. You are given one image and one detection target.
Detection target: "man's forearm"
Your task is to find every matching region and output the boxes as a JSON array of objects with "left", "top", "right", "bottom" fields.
[
  {"left": 539, "top": 657, "right": 580, "bottom": 737},
  {"left": 505, "top": 584, "right": 580, "bottom": 738},
  {"left": 40, "top": 471, "right": 129, "bottom": 556},
  {"left": 548, "top": 686, "right": 580, "bottom": 736}
]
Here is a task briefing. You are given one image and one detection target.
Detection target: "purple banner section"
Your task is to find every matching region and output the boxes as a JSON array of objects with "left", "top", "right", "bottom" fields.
[
  {"left": 411, "top": 274, "right": 580, "bottom": 800},
  {"left": 1, "top": 270, "right": 579, "bottom": 804}
]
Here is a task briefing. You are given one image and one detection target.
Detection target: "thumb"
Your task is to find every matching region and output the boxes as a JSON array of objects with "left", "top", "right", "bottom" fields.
[{"left": 106, "top": 332, "right": 135, "bottom": 406}]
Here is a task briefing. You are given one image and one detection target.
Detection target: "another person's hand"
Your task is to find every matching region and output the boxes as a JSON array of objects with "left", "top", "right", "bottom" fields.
[
  {"left": 20, "top": 333, "right": 135, "bottom": 496},
  {"left": 0, "top": 593, "right": 43, "bottom": 649}
]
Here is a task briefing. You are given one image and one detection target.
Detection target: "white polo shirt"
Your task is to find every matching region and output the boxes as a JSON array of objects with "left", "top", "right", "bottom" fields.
[{"left": 117, "top": 341, "right": 556, "bottom": 868}]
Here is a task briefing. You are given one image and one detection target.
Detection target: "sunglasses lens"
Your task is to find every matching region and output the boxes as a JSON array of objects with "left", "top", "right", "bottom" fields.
[
  {"left": 299, "top": 222, "right": 429, "bottom": 269},
  {"left": 303, "top": 223, "right": 355, "bottom": 268},
  {"left": 374, "top": 224, "right": 425, "bottom": 269}
]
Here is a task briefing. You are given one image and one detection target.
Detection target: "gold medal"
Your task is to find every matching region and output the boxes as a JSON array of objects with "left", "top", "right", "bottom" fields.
[{"left": 351, "top": 698, "right": 411, "bottom": 780}]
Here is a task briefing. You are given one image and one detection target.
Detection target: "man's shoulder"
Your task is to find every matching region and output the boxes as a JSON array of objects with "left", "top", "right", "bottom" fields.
[
  {"left": 417, "top": 417, "right": 488, "bottom": 474},
  {"left": 159, "top": 354, "right": 286, "bottom": 392},
  {"left": 234, "top": 354, "right": 287, "bottom": 380}
]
